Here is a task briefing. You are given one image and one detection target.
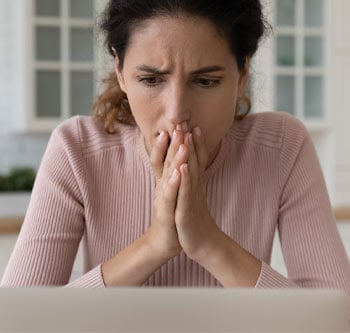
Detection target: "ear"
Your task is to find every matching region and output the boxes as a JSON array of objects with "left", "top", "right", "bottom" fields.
[
  {"left": 114, "top": 55, "right": 127, "bottom": 93},
  {"left": 238, "top": 57, "right": 251, "bottom": 96}
]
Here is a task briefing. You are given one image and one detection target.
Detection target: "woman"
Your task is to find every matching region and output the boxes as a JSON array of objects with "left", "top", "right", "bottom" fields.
[{"left": 1, "top": 0, "right": 350, "bottom": 291}]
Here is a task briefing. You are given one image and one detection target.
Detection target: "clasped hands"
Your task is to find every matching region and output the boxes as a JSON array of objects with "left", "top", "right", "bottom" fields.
[{"left": 148, "top": 122, "right": 223, "bottom": 263}]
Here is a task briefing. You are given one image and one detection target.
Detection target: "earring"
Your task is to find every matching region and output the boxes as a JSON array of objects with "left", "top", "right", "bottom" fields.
[
  {"left": 235, "top": 96, "right": 251, "bottom": 119},
  {"left": 111, "top": 46, "right": 117, "bottom": 57}
]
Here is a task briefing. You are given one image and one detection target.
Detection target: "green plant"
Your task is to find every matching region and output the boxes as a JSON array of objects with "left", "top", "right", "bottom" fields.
[
  {"left": 0, "top": 167, "right": 36, "bottom": 192},
  {"left": 0, "top": 175, "right": 12, "bottom": 191}
]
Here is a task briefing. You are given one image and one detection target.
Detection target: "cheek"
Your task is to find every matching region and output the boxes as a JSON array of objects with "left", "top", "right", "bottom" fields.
[
  {"left": 128, "top": 89, "right": 156, "bottom": 124},
  {"left": 206, "top": 110, "right": 235, "bottom": 147},
  {"left": 126, "top": 92, "right": 160, "bottom": 153},
  {"left": 130, "top": 105, "right": 155, "bottom": 137},
  {"left": 199, "top": 95, "right": 236, "bottom": 151}
]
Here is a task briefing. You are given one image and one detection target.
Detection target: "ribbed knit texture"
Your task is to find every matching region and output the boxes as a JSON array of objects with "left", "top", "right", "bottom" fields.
[{"left": 1, "top": 112, "right": 349, "bottom": 293}]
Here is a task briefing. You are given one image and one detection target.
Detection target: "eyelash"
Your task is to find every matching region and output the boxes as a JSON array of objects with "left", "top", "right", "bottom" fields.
[
  {"left": 138, "top": 77, "right": 221, "bottom": 88},
  {"left": 193, "top": 78, "right": 220, "bottom": 88},
  {"left": 138, "top": 77, "right": 163, "bottom": 87}
]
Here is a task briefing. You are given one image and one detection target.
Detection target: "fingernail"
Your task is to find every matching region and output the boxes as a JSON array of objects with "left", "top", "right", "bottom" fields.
[
  {"left": 170, "top": 168, "right": 179, "bottom": 182},
  {"left": 179, "top": 144, "right": 185, "bottom": 154},
  {"left": 181, "top": 121, "right": 188, "bottom": 132},
  {"left": 182, "top": 164, "right": 188, "bottom": 174},
  {"left": 194, "top": 127, "right": 201, "bottom": 137},
  {"left": 176, "top": 124, "right": 182, "bottom": 131},
  {"left": 172, "top": 130, "right": 178, "bottom": 140},
  {"left": 188, "top": 133, "right": 193, "bottom": 145}
]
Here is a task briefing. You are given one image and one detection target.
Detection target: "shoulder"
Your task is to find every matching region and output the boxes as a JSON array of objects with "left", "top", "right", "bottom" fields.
[
  {"left": 52, "top": 116, "right": 139, "bottom": 156},
  {"left": 230, "top": 112, "right": 308, "bottom": 151}
]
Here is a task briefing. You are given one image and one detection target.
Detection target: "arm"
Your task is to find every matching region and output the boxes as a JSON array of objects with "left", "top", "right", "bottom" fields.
[
  {"left": 1, "top": 118, "right": 192, "bottom": 287},
  {"left": 98, "top": 232, "right": 171, "bottom": 287},
  {"left": 273, "top": 116, "right": 350, "bottom": 292},
  {"left": 1, "top": 119, "right": 88, "bottom": 286},
  {"left": 1, "top": 118, "right": 161, "bottom": 287},
  {"left": 174, "top": 116, "right": 350, "bottom": 293},
  {"left": 97, "top": 125, "right": 203, "bottom": 287},
  {"left": 172, "top": 126, "right": 263, "bottom": 287}
]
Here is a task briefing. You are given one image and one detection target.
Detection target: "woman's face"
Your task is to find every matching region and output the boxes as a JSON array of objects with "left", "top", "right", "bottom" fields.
[{"left": 115, "top": 16, "right": 249, "bottom": 167}]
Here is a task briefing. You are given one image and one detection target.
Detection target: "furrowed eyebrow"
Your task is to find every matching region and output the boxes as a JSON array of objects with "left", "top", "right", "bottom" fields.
[
  {"left": 190, "top": 66, "right": 226, "bottom": 75},
  {"left": 136, "top": 65, "right": 170, "bottom": 75},
  {"left": 136, "top": 65, "right": 226, "bottom": 75}
]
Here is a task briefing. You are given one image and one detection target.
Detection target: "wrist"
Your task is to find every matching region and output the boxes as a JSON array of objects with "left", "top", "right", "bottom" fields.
[
  {"left": 101, "top": 231, "right": 175, "bottom": 287},
  {"left": 144, "top": 228, "right": 182, "bottom": 262},
  {"left": 189, "top": 224, "right": 227, "bottom": 265},
  {"left": 193, "top": 230, "right": 261, "bottom": 288}
]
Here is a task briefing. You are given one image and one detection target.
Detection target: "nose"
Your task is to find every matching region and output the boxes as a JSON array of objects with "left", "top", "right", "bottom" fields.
[{"left": 165, "top": 84, "right": 190, "bottom": 127}]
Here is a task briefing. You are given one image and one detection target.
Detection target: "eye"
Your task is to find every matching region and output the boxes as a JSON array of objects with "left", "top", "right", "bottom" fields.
[
  {"left": 138, "top": 76, "right": 163, "bottom": 87},
  {"left": 194, "top": 77, "right": 220, "bottom": 88}
]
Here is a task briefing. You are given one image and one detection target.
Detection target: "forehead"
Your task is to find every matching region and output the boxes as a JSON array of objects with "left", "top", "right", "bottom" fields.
[{"left": 123, "top": 16, "right": 236, "bottom": 71}]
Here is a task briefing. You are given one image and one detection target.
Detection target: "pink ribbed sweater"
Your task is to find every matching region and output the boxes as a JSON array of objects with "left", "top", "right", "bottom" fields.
[{"left": 1, "top": 112, "right": 350, "bottom": 292}]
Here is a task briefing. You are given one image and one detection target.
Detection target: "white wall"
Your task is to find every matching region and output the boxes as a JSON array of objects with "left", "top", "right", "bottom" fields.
[{"left": 330, "top": 0, "right": 350, "bottom": 206}]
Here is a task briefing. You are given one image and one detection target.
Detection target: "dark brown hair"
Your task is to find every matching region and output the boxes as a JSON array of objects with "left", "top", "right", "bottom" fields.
[{"left": 93, "top": 0, "right": 269, "bottom": 133}]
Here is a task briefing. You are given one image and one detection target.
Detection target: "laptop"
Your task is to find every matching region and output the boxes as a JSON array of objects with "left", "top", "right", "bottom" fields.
[{"left": 0, "top": 288, "right": 349, "bottom": 332}]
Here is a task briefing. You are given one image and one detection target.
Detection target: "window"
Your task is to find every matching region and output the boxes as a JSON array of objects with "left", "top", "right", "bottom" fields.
[
  {"left": 30, "top": 0, "right": 96, "bottom": 130},
  {"left": 274, "top": 0, "right": 327, "bottom": 128}
]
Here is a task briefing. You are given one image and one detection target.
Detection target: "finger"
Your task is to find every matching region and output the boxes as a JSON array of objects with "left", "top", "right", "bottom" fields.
[
  {"left": 164, "top": 126, "right": 185, "bottom": 176},
  {"left": 150, "top": 131, "right": 170, "bottom": 181},
  {"left": 158, "top": 140, "right": 189, "bottom": 209},
  {"left": 193, "top": 127, "right": 208, "bottom": 173},
  {"left": 163, "top": 167, "right": 181, "bottom": 204},
  {"left": 177, "top": 163, "right": 191, "bottom": 219},
  {"left": 154, "top": 146, "right": 185, "bottom": 210},
  {"left": 167, "top": 126, "right": 184, "bottom": 159},
  {"left": 153, "top": 167, "right": 180, "bottom": 224},
  {"left": 184, "top": 132, "right": 200, "bottom": 181},
  {"left": 167, "top": 143, "right": 189, "bottom": 181}
]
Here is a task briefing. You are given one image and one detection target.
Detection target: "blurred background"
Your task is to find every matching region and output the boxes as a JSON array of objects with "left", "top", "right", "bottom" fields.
[{"left": 0, "top": 0, "right": 349, "bottom": 279}]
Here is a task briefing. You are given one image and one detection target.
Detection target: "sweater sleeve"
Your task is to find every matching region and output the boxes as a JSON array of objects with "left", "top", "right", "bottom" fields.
[
  {"left": 255, "top": 114, "right": 350, "bottom": 294},
  {"left": 0, "top": 117, "right": 105, "bottom": 287}
]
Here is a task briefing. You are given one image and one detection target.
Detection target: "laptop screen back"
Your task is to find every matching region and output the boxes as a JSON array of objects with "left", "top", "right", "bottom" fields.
[{"left": 0, "top": 288, "right": 349, "bottom": 332}]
